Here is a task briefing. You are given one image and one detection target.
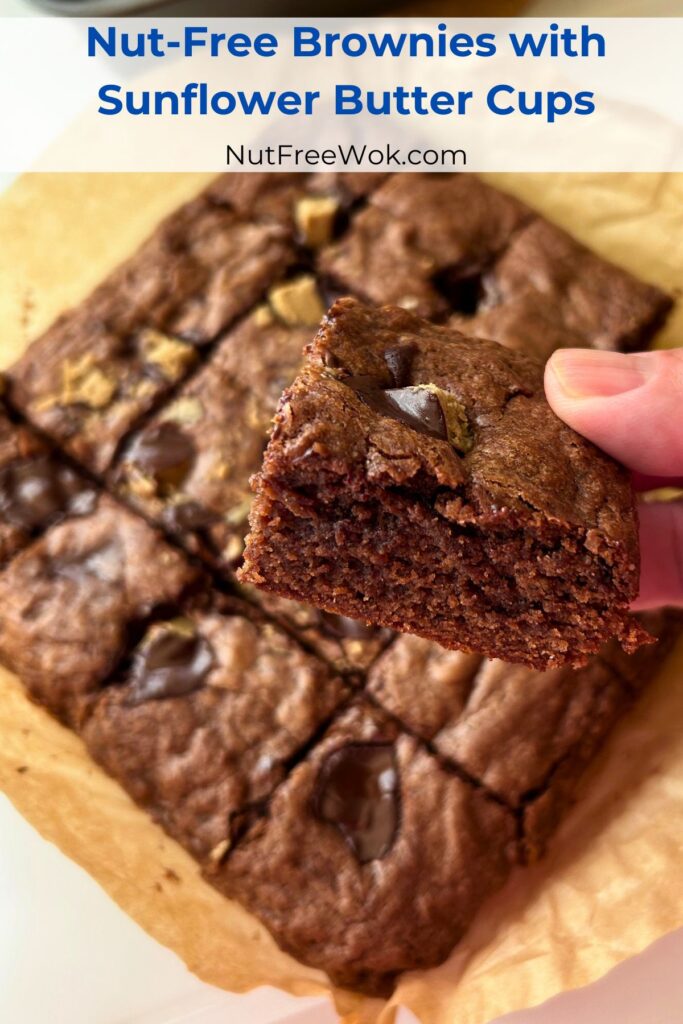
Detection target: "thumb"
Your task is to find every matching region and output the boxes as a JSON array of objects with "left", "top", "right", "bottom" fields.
[{"left": 544, "top": 348, "right": 683, "bottom": 477}]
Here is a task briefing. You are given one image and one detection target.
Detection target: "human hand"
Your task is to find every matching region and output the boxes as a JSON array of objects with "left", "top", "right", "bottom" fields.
[{"left": 545, "top": 348, "right": 683, "bottom": 610}]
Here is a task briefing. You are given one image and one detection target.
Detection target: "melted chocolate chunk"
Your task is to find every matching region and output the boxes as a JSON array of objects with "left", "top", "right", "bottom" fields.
[
  {"left": 314, "top": 743, "right": 399, "bottom": 862},
  {"left": 0, "top": 456, "right": 97, "bottom": 531},
  {"left": 383, "top": 343, "right": 416, "bottom": 388},
  {"left": 162, "top": 500, "right": 217, "bottom": 533},
  {"left": 126, "top": 423, "right": 196, "bottom": 491},
  {"left": 346, "top": 377, "right": 448, "bottom": 441},
  {"left": 131, "top": 629, "right": 215, "bottom": 702}
]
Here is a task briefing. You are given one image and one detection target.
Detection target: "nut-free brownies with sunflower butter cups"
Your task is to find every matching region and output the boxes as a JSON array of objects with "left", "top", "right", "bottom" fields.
[{"left": 240, "top": 298, "right": 649, "bottom": 670}]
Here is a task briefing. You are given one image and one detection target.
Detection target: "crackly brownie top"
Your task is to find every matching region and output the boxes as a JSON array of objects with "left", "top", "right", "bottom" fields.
[
  {"left": 214, "top": 699, "right": 515, "bottom": 992},
  {"left": 0, "top": 408, "right": 98, "bottom": 563},
  {"left": 275, "top": 298, "right": 636, "bottom": 554},
  {"left": 0, "top": 493, "right": 199, "bottom": 724},
  {"left": 82, "top": 597, "right": 347, "bottom": 861},
  {"left": 366, "top": 634, "right": 626, "bottom": 806}
]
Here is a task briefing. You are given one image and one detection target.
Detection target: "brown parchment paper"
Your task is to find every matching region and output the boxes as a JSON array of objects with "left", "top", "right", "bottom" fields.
[{"left": 0, "top": 173, "right": 682, "bottom": 1024}]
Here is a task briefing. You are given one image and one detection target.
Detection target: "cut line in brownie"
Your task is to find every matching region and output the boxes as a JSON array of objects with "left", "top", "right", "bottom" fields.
[
  {"left": 81, "top": 595, "right": 348, "bottom": 862},
  {"left": 318, "top": 174, "right": 671, "bottom": 352},
  {"left": 211, "top": 699, "right": 516, "bottom": 995},
  {"left": 112, "top": 279, "right": 323, "bottom": 569},
  {"left": 0, "top": 405, "right": 98, "bottom": 568},
  {"left": 0, "top": 492, "right": 201, "bottom": 727},
  {"left": 6, "top": 194, "right": 296, "bottom": 474},
  {"left": 240, "top": 298, "right": 648, "bottom": 670},
  {"left": 449, "top": 218, "right": 673, "bottom": 360}
]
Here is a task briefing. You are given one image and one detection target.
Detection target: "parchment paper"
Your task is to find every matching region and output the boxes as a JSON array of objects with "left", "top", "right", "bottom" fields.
[{"left": 0, "top": 173, "right": 681, "bottom": 1024}]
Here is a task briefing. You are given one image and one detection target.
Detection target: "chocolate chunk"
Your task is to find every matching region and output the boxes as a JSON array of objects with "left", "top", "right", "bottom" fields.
[
  {"left": 126, "top": 423, "right": 196, "bottom": 490},
  {"left": 161, "top": 500, "right": 217, "bottom": 533},
  {"left": 314, "top": 742, "right": 399, "bottom": 862},
  {"left": 346, "top": 377, "right": 448, "bottom": 441},
  {"left": 131, "top": 629, "right": 215, "bottom": 702},
  {"left": 383, "top": 343, "right": 416, "bottom": 388},
  {"left": 0, "top": 457, "right": 97, "bottom": 531}
]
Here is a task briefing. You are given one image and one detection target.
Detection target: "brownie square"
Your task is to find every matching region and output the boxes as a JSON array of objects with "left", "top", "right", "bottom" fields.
[
  {"left": 0, "top": 493, "right": 199, "bottom": 726},
  {"left": 0, "top": 407, "right": 98, "bottom": 567},
  {"left": 240, "top": 298, "right": 647, "bottom": 669},
  {"left": 7, "top": 195, "right": 295, "bottom": 474},
  {"left": 212, "top": 699, "right": 516, "bottom": 994},
  {"left": 81, "top": 596, "right": 347, "bottom": 862},
  {"left": 450, "top": 218, "right": 673, "bottom": 360},
  {"left": 366, "top": 635, "right": 627, "bottom": 858},
  {"left": 319, "top": 174, "right": 531, "bottom": 320},
  {"left": 112, "top": 280, "right": 322, "bottom": 568}
]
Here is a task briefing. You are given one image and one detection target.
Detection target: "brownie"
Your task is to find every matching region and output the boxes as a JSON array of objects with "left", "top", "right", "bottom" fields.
[
  {"left": 0, "top": 493, "right": 199, "bottom": 726},
  {"left": 450, "top": 218, "right": 673, "bottom": 361},
  {"left": 212, "top": 699, "right": 516, "bottom": 994},
  {"left": 319, "top": 174, "right": 531, "bottom": 320},
  {"left": 0, "top": 407, "right": 97, "bottom": 567},
  {"left": 207, "top": 171, "right": 387, "bottom": 245},
  {"left": 365, "top": 635, "right": 626, "bottom": 858},
  {"left": 240, "top": 298, "right": 647, "bottom": 670},
  {"left": 112, "top": 279, "right": 323, "bottom": 568},
  {"left": 245, "top": 589, "right": 394, "bottom": 674},
  {"left": 81, "top": 597, "right": 347, "bottom": 861},
  {"left": 599, "top": 609, "right": 683, "bottom": 692},
  {"left": 7, "top": 194, "right": 295, "bottom": 474}
]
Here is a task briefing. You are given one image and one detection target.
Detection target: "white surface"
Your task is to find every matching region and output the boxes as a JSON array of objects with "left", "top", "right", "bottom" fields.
[{"left": 3, "top": 793, "right": 683, "bottom": 1024}]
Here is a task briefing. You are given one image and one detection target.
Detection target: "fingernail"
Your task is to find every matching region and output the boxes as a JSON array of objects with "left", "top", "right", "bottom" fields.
[{"left": 548, "top": 350, "right": 651, "bottom": 399}]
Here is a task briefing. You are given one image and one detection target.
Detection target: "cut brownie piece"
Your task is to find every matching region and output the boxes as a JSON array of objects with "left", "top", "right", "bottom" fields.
[
  {"left": 113, "top": 279, "right": 322, "bottom": 569},
  {"left": 240, "top": 298, "right": 647, "bottom": 670},
  {"left": 81, "top": 597, "right": 347, "bottom": 861},
  {"left": 246, "top": 589, "right": 393, "bottom": 674},
  {"left": 0, "top": 493, "right": 199, "bottom": 726},
  {"left": 207, "top": 171, "right": 386, "bottom": 245},
  {"left": 450, "top": 218, "right": 673, "bottom": 361},
  {"left": 212, "top": 699, "right": 516, "bottom": 994},
  {"left": 0, "top": 407, "right": 97, "bottom": 567},
  {"left": 7, "top": 195, "right": 295, "bottom": 474},
  {"left": 366, "top": 635, "right": 627, "bottom": 858},
  {"left": 318, "top": 174, "right": 531, "bottom": 320}
]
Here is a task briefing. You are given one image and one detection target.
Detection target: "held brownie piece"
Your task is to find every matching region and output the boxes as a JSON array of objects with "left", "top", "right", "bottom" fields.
[
  {"left": 212, "top": 699, "right": 516, "bottom": 994},
  {"left": 240, "top": 298, "right": 647, "bottom": 670},
  {"left": 0, "top": 493, "right": 199, "bottom": 727},
  {"left": 112, "top": 278, "right": 323, "bottom": 568},
  {"left": 81, "top": 596, "right": 347, "bottom": 862},
  {"left": 7, "top": 193, "right": 295, "bottom": 474},
  {"left": 0, "top": 407, "right": 97, "bottom": 567}
]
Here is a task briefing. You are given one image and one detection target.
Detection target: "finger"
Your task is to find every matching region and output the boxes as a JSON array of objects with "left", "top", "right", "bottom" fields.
[
  {"left": 544, "top": 348, "right": 683, "bottom": 477},
  {"left": 632, "top": 471, "right": 683, "bottom": 492},
  {"left": 632, "top": 501, "right": 683, "bottom": 610}
]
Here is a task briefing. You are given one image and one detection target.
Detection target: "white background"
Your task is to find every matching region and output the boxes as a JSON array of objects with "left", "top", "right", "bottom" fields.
[{"left": 1, "top": 17, "right": 683, "bottom": 171}]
